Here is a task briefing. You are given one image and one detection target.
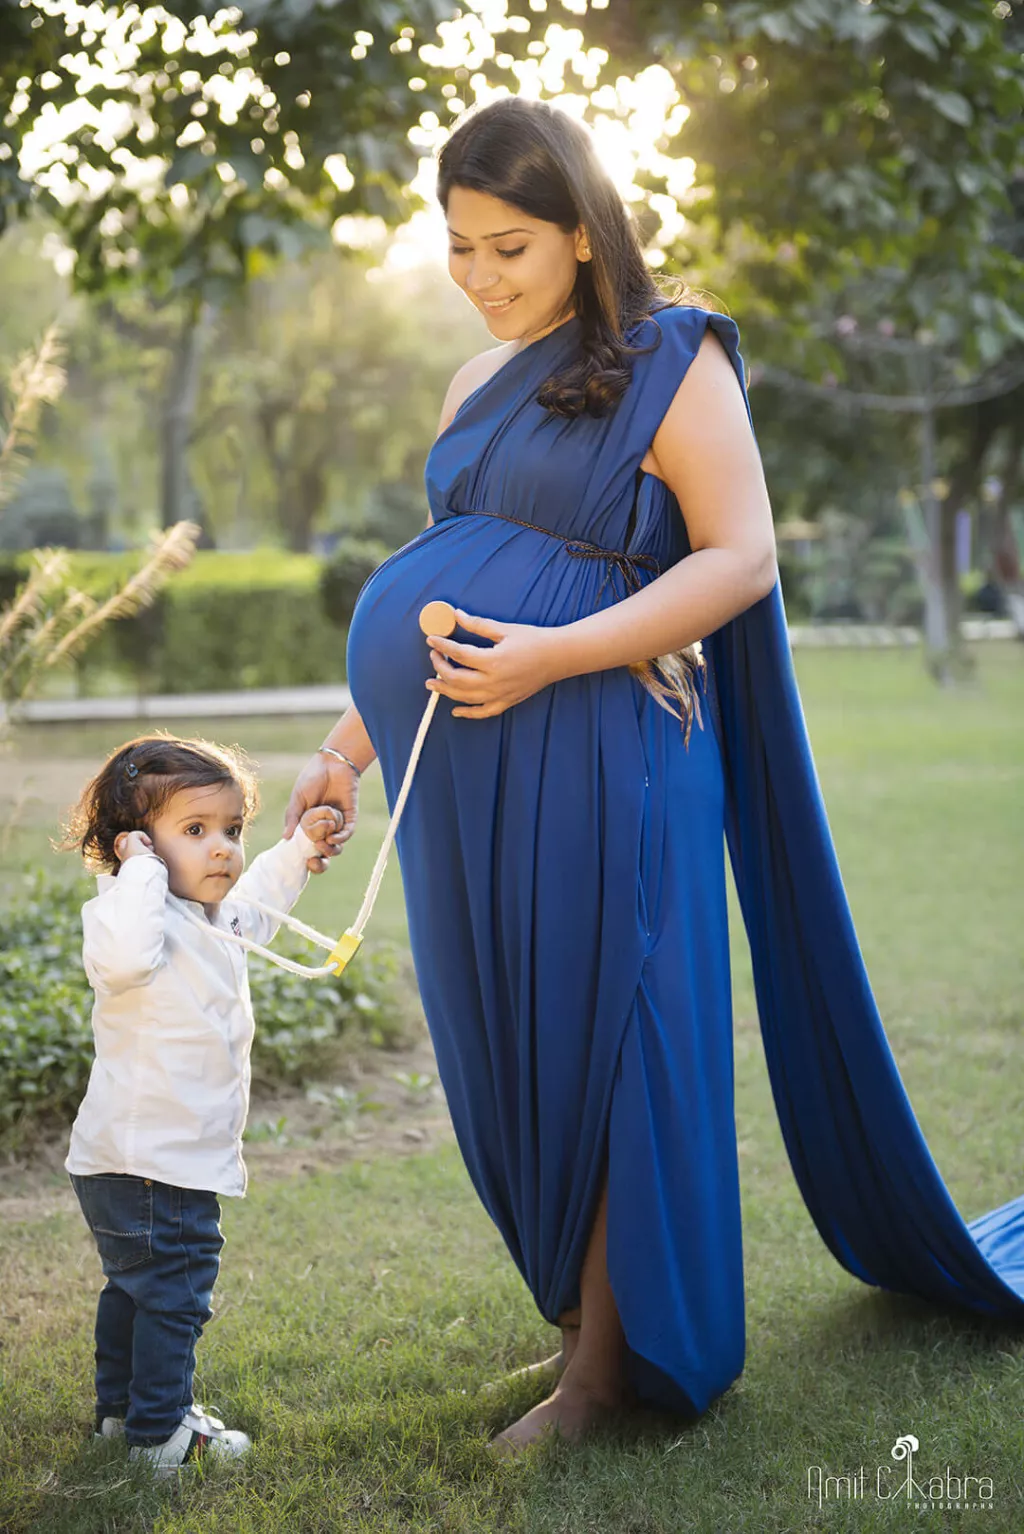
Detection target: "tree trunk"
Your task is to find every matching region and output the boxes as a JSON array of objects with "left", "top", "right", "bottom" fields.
[
  {"left": 161, "top": 301, "right": 213, "bottom": 536},
  {"left": 990, "top": 418, "right": 1023, "bottom": 579},
  {"left": 279, "top": 462, "right": 327, "bottom": 553},
  {"left": 939, "top": 490, "right": 971, "bottom": 674},
  {"left": 916, "top": 360, "right": 980, "bottom": 683},
  {"left": 918, "top": 395, "right": 954, "bottom": 679},
  {"left": 991, "top": 417, "right": 1024, "bottom": 637}
]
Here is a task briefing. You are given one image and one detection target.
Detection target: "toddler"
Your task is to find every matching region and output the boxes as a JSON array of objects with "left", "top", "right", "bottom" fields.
[{"left": 62, "top": 733, "right": 342, "bottom": 1476}]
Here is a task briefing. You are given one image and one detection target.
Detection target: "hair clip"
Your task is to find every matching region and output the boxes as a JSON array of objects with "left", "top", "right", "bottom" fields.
[{"left": 125, "top": 760, "right": 139, "bottom": 780}]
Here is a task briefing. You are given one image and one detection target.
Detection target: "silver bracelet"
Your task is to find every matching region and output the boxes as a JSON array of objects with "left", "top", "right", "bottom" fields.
[{"left": 318, "top": 744, "right": 361, "bottom": 777}]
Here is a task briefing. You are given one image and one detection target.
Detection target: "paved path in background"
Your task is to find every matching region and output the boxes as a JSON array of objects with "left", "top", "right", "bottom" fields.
[{"left": 11, "top": 683, "right": 352, "bottom": 725}]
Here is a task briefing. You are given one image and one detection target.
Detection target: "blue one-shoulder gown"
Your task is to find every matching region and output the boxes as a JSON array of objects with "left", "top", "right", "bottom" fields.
[{"left": 347, "top": 306, "right": 1024, "bottom": 1416}]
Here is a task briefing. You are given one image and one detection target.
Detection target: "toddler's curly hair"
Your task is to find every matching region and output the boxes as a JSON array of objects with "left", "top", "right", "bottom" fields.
[{"left": 62, "top": 732, "right": 260, "bottom": 874}]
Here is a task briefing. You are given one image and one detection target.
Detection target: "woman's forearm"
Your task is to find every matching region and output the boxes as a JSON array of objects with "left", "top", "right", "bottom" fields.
[
  {"left": 321, "top": 701, "right": 378, "bottom": 773},
  {"left": 551, "top": 545, "right": 778, "bottom": 682}
]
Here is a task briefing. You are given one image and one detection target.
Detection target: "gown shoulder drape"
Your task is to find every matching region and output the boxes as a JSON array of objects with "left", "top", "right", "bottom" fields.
[{"left": 346, "top": 305, "right": 1024, "bottom": 1416}]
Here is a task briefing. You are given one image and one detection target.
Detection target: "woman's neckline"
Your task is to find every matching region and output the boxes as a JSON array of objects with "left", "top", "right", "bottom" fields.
[{"left": 435, "top": 311, "right": 581, "bottom": 447}]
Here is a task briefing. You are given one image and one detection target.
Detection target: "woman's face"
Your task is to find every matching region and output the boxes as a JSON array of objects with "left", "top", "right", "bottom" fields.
[{"left": 445, "top": 185, "right": 589, "bottom": 347}]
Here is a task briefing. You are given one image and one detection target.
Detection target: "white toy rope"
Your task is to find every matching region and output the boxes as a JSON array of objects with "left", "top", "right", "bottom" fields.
[
  {"left": 182, "top": 600, "right": 455, "bottom": 979},
  {"left": 181, "top": 900, "right": 339, "bottom": 979}
]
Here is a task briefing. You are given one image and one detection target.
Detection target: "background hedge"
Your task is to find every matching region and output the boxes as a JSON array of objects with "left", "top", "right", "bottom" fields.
[{"left": 0, "top": 549, "right": 367, "bottom": 696}]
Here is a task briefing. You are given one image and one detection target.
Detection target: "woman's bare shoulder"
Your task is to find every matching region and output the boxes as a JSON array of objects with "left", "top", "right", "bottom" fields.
[{"left": 436, "top": 342, "right": 518, "bottom": 437}]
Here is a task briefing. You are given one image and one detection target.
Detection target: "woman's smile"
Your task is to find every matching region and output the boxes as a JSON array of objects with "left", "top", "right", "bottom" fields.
[{"left": 480, "top": 294, "right": 519, "bottom": 312}]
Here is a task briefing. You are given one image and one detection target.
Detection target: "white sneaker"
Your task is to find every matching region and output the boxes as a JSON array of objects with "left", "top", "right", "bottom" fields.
[
  {"left": 94, "top": 1415, "right": 126, "bottom": 1441},
  {"left": 128, "top": 1408, "right": 251, "bottom": 1477}
]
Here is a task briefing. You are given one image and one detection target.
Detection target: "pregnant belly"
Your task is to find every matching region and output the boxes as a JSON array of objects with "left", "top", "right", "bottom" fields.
[{"left": 346, "top": 515, "right": 577, "bottom": 728}]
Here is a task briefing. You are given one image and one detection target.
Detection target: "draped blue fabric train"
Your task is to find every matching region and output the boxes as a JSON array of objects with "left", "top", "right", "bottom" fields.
[
  {"left": 698, "top": 316, "right": 1024, "bottom": 1320},
  {"left": 346, "top": 304, "right": 1024, "bottom": 1421},
  {"left": 707, "top": 560, "right": 1024, "bottom": 1315}
]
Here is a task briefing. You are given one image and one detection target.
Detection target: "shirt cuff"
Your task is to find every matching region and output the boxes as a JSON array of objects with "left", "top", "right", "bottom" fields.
[{"left": 288, "top": 826, "right": 319, "bottom": 864}]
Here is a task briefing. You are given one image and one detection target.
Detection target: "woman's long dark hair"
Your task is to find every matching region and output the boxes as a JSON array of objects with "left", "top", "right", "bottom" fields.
[{"left": 436, "top": 96, "right": 708, "bottom": 419}]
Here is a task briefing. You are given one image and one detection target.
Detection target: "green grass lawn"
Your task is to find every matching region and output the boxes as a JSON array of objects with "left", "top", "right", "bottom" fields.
[{"left": 1, "top": 645, "right": 1023, "bottom": 1532}]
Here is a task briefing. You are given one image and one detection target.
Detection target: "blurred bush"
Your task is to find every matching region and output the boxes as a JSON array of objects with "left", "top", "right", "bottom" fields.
[
  {"left": 802, "top": 509, "right": 922, "bottom": 625},
  {"left": 319, "top": 535, "right": 391, "bottom": 631},
  {"left": 140, "top": 550, "right": 342, "bottom": 692},
  {"left": 358, "top": 482, "right": 428, "bottom": 550},
  {"left": 0, "top": 867, "right": 410, "bottom": 1152},
  {"left": 0, "top": 870, "right": 93, "bottom": 1148},
  {"left": 776, "top": 547, "right": 814, "bottom": 622},
  {"left": 0, "top": 529, "right": 198, "bottom": 726},
  {"left": 0, "top": 547, "right": 384, "bottom": 694}
]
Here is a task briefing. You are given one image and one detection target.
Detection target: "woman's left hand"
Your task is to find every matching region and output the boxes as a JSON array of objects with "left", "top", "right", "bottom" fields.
[{"left": 425, "top": 609, "right": 566, "bottom": 719}]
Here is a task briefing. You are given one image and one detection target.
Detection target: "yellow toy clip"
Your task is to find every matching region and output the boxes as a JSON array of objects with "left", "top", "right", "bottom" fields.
[{"left": 326, "top": 929, "right": 363, "bottom": 975}]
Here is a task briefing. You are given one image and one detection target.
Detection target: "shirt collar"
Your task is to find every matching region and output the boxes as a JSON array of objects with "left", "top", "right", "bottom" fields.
[{"left": 166, "top": 888, "right": 218, "bottom": 921}]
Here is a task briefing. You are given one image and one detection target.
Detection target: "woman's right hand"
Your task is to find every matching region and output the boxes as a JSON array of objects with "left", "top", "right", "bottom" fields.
[{"left": 283, "top": 753, "right": 360, "bottom": 872}]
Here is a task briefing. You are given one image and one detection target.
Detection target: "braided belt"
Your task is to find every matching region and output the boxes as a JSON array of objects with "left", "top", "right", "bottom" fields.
[{"left": 465, "top": 508, "right": 660, "bottom": 609}]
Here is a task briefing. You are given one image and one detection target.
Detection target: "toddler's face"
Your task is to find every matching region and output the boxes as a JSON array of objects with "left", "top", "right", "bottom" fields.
[{"left": 147, "top": 780, "right": 246, "bottom": 908}]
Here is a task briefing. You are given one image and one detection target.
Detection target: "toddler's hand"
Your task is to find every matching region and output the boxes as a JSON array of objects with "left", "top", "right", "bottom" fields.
[
  {"left": 114, "top": 830, "right": 155, "bottom": 862},
  {"left": 299, "top": 805, "right": 345, "bottom": 873}
]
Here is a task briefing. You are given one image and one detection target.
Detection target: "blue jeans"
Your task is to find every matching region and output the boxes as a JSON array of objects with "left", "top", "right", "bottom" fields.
[{"left": 70, "top": 1173, "right": 225, "bottom": 1447}]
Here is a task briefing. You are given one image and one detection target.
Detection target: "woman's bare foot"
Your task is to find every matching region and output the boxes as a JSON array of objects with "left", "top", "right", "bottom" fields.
[
  {"left": 481, "top": 1322, "right": 579, "bottom": 1394},
  {"left": 488, "top": 1178, "right": 630, "bottom": 1459},
  {"left": 488, "top": 1371, "right": 626, "bottom": 1457}
]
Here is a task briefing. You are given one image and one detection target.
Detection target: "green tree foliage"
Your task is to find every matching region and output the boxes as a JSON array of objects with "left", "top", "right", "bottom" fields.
[
  {"left": 6, "top": 0, "right": 1020, "bottom": 371},
  {"left": 0, "top": 228, "right": 484, "bottom": 554},
  {"left": 508, "top": 0, "right": 1024, "bottom": 360},
  {"left": 0, "top": 0, "right": 465, "bottom": 530},
  {"left": 203, "top": 251, "right": 481, "bottom": 550},
  {"left": 0, "top": 0, "right": 458, "bottom": 294},
  {"left": 3, "top": 1, "right": 1020, "bottom": 651}
]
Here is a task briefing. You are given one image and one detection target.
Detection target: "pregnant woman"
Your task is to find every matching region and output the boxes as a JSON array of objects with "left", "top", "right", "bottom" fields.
[{"left": 285, "top": 97, "right": 1024, "bottom": 1454}]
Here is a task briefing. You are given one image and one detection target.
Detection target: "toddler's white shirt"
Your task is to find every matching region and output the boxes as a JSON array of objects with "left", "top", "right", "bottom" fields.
[{"left": 65, "top": 828, "right": 319, "bottom": 1197}]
